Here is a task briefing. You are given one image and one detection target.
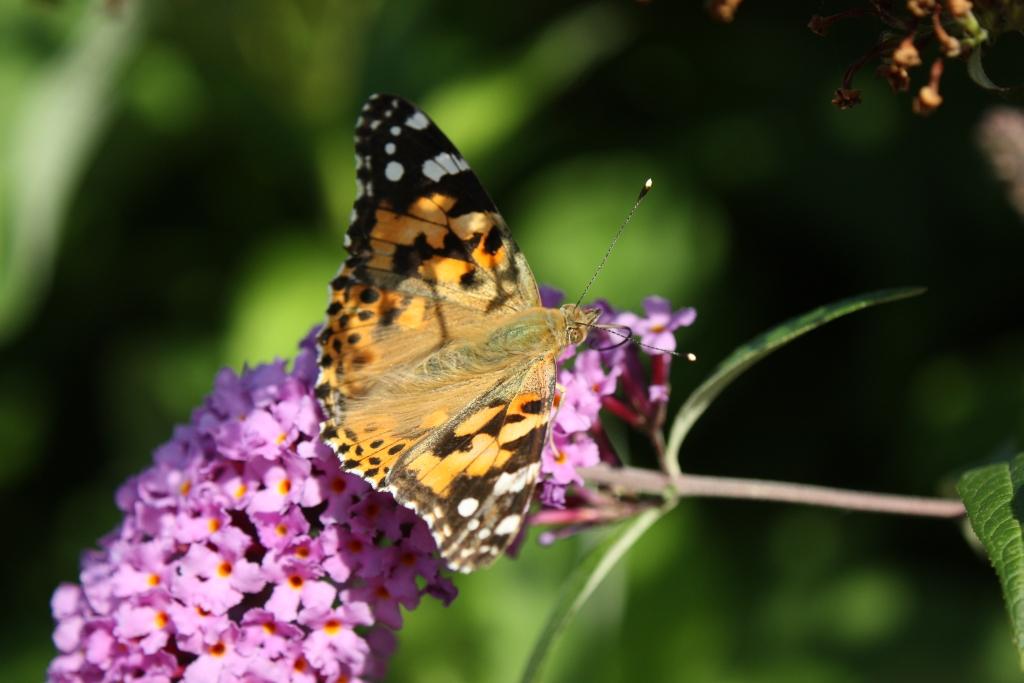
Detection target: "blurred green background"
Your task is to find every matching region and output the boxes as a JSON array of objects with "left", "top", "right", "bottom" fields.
[{"left": 3, "top": 1, "right": 1024, "bottom": 681}]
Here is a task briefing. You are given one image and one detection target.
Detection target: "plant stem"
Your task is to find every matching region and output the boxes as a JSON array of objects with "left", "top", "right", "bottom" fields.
[{"left": 579, "top": 464, "right": 965, "bottom": 518}]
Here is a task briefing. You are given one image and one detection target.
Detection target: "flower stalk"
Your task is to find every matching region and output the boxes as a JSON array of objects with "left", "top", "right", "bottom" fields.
[{"left": 580, "top": 464, "right": 966, "bottom": 518}]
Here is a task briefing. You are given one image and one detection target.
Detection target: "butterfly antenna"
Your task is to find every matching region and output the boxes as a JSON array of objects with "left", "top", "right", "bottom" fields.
[
  {"left": 586, "top": 322, "right": 697, "bottom": 361},
  {"left": 573, "top": 178, "right": 653, "bottom": 310}
]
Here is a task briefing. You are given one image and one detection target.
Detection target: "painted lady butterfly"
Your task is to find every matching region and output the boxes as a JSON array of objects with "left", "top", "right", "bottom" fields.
[{"left": 315, "top": 94, "right": 599, "bottom": 572}]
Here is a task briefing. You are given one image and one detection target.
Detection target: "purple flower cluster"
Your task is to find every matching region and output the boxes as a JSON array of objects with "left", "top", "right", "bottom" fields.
[
  {"left": 536, "top": 287, "right": 696, "bottom": 511},
  {"left": 48, "top": 291, "right": 695, "bottom": 681},
  {"left": 48, "top": 331, "right": 455, "bottom": 683}
]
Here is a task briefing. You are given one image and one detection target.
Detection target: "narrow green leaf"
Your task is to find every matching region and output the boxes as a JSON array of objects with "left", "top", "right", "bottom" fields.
[
  {"left": 665, "top": 287, "right": 925, "bottom": 464},
  {"left": 958, "top": 454, "right": 1024, "bottom": 669},
  {"left": 520, "top": 505, "right": 669, "bottom": 683},
  {"left": 0, "top": 3, "right": 146, "bottom": 343},
  {"left": 966, "top": 49, "right": 1024, "bottom": 94}
]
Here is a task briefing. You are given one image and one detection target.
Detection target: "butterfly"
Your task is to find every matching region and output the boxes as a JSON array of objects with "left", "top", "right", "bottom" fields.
[{"left": 315, "top": 94, "right": 599, "bottom": 572}]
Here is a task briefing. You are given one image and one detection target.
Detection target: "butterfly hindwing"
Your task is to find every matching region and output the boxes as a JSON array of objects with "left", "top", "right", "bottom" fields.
[{"left": 388, "top": 359, "right": 554, "bottom": 571}]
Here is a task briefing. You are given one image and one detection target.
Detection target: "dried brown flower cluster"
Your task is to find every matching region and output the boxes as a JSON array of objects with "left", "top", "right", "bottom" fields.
[
  {"left": 707, "top": 0, "right": 744, "bottom": 22},
  {"left": 710, "top": 1, "right": 1024, "bottom": 115}
]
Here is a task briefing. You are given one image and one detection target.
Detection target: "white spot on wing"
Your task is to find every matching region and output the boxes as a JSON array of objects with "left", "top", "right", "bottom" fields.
[
  {"left": 477, "top": 528, "right": 491, "bottom": 540},
  {"left": 422, "top": 159, "right": 445, "bottom": 182},
  {"left": 385, "top": 161, "right": 404, "bottom": 182},
  {"left": 436, "top": 152, "right": 459, "bottom": 175},
  {"left": 390, "top": 125, "right": 401, "bottom": 136},
  {"left": 467, "top": 519, "right": 480, "bottom": 530},
  {"left": 457, "top": 498, "right": 479, "bottom": 517},
  {"left": 370, "top": 120, "right": 380, "bottom": 130},
  {"left": 421, "top": 152, "right": 466, "bottom": 182},
  {"left": 384, "top": 142, "right": 396, "bottom": 155},
  {"left": 493, "top": 464, "right": 536, "bottom": 496},
  {"left": 494, "top": 514, "right": 521, "bottom": 536},
  {"left": 405, "top": 111, "right": 429, "bottom": 130}
]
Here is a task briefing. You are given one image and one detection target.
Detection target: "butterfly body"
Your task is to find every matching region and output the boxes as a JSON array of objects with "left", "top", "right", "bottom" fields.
[{"left": 316, "top": 94, "right": 598, "bottom": 571}]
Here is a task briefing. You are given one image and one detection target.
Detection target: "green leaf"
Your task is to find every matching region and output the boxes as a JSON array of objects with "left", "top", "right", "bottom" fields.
[
  {"left": 966, "top": 48, "right": 1024, "bottom": 94},
  {"left": 958, "top": 454, "right": 1024, "bottom": 669},
  {"left": 665, "top": 287, "right": 925, "bottom": 466},
  {"left": 520, "top": 505, "right": 669, "bottom": 683},
  {"left": 0, "top": 3, "right": 146, "bottom": 344}
]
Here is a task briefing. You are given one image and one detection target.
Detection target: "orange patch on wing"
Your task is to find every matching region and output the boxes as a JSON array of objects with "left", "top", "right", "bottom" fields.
[
  {"left": 395, "top": 297, "right": 427, "bottom": 329},
  {"left": 419, "top": 408, "right": 450, "bottom": 429},
  {"left": 510, "top": 392, "right": 543, "bottom": 413},
  {"left": 403, "top": 453, "right": 445, "bottom": 494},
  {"left": 414, "top": 434, "right": 501, "bottom": 493},
  {"left": 498, "top": 392, "right": 547, "bottom": 441},
  {"left": 372, "top": 209, "right": 448, "bottom": 249},
  {"left": 492, "top": 444, "right": 518, "bottom": 470},
  {"left": 407, "top": 194, "right": 454, "bottom": 224},
  {"left": 498, "top": 412, "right": 545, "bottom": 443},
  {"left": 472, "top": 239, "right": 506, "bottom": 270},
  {"left": 464, "top": 434, "right": 502, "bottom": 476},
  {"left": 419, "top": 256, "right": 475, "bottom": 284},
  {"left": 454, "top": 404, "right": 504, "bottom": 436}
]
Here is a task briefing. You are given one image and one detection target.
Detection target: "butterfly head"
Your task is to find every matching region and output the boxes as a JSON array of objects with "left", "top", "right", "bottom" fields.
[{"left": 559, "top": 304, "right": 602, "bottom": 347}]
